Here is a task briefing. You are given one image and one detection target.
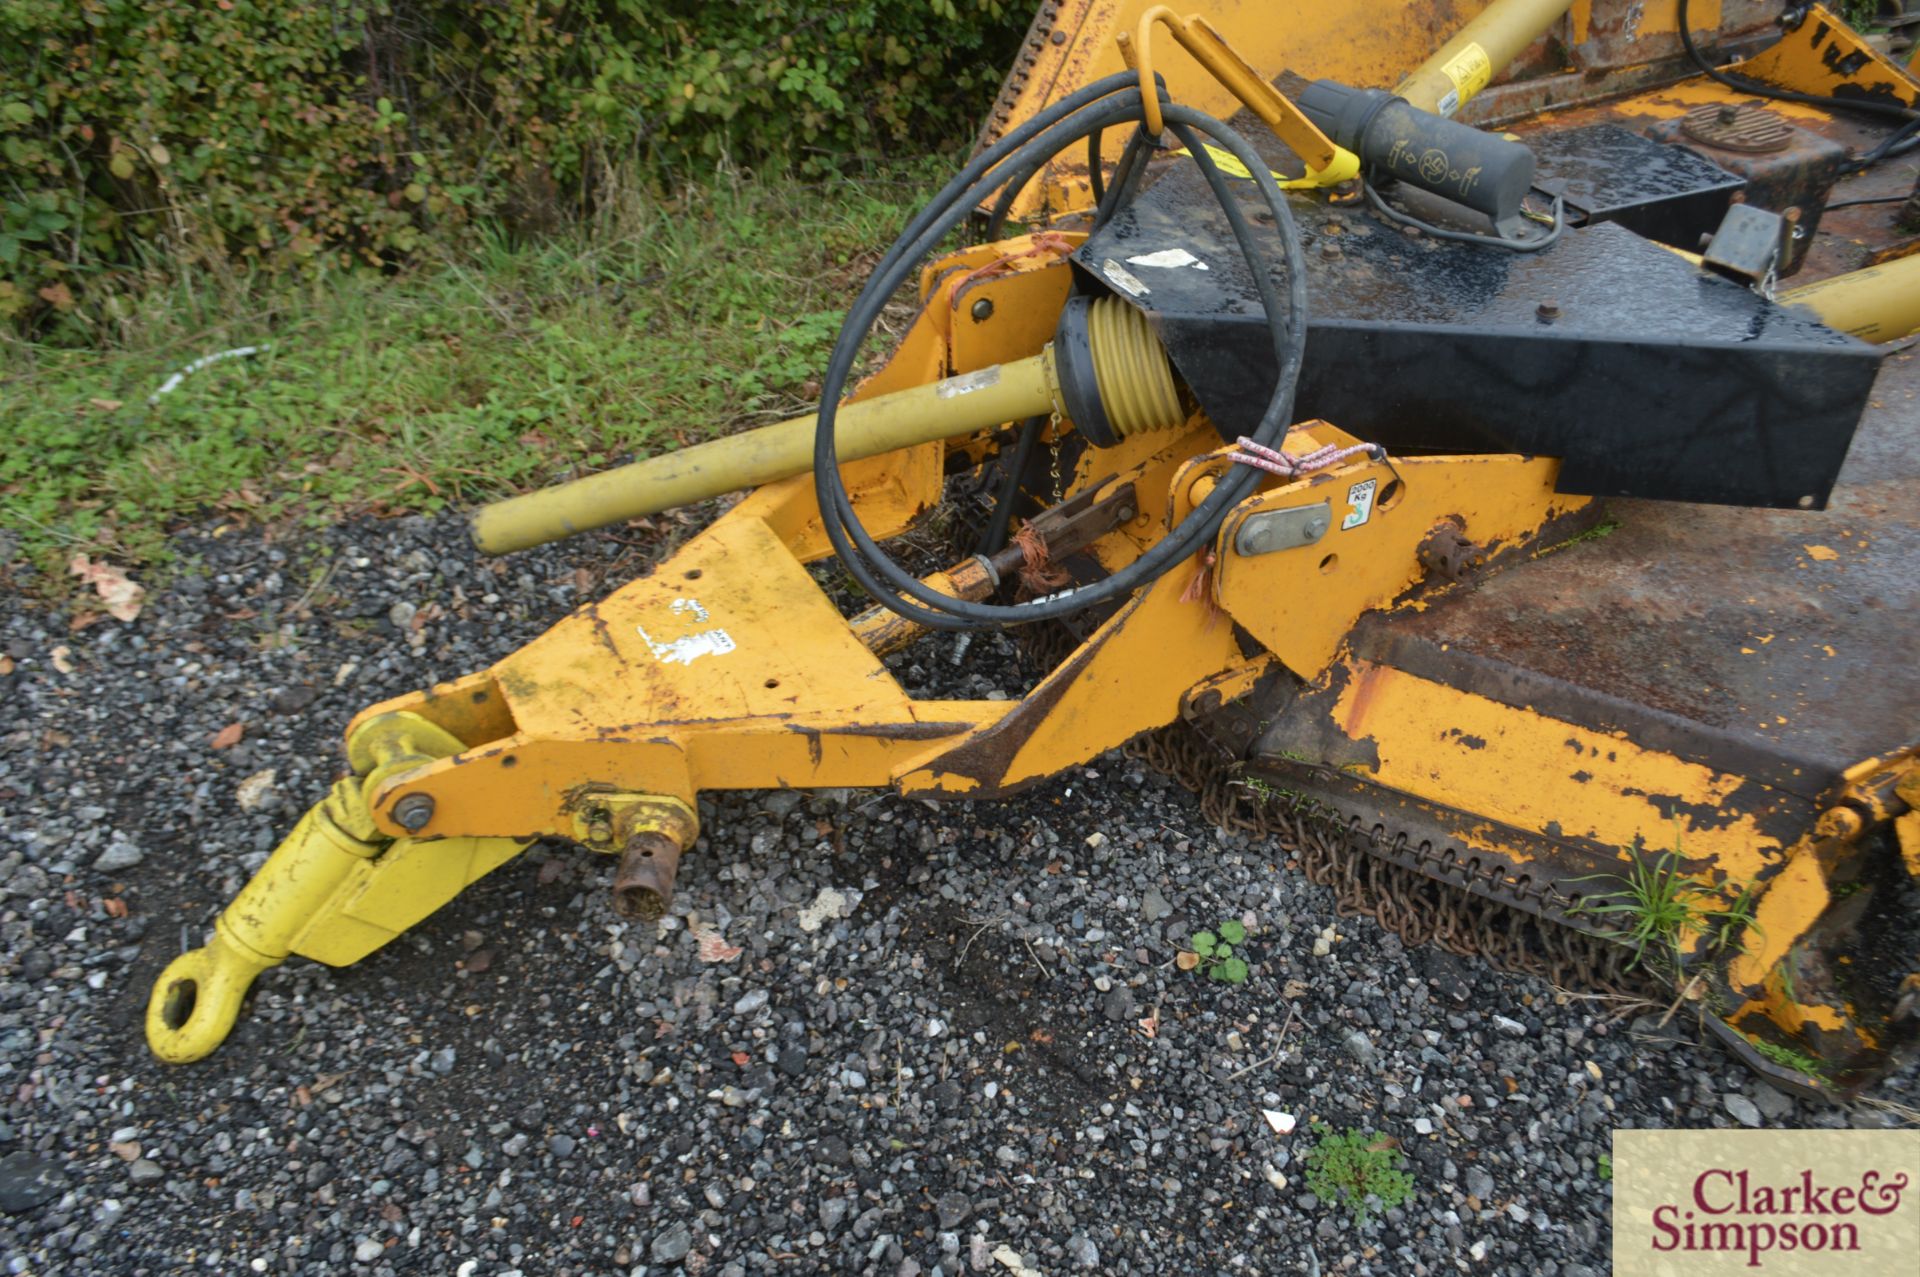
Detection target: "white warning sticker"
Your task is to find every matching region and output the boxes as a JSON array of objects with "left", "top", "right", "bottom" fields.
[
  {"left": 934, "top": 365, "right": 1001, "bottom": 399},
  {"left": 1126, "top": 247, "right": 1210, "bottom": 271},
  {"left": 1341, "top": 478, "right": 1378, "bottom": 531},
  {"left": 638, "top": 597, "right": 736, "bottom": 665},
  {"left": 1100, "top": 258, "right": 1150, "bottom": 297}
]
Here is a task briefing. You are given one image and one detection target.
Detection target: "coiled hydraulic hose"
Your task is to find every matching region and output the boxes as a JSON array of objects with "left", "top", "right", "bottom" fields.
[{"left": 813, "top": 71, "right": 1310, "bottom": 630}]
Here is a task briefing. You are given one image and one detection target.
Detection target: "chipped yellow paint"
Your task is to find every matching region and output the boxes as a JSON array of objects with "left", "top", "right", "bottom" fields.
[
  {"left": 1729, "top": 853, "right": 1830, "bottom": 991},
  {"left": 1805, "top": 544, "right": 1838, "bottom": 561},
  {"left": 1328, "top": 661, "right": 1790, "bottom": 891},
  {"left": 1620, "top": 80, "right": 1836, "bottom": 123},
  {"left": 353, "top": 515, "right": 1015, "bottom": 840},
  {"left": 1729, "top": 3, "right": 1920, "bottom": 112},
  {"left": 1214, "top": 431, "right": 1581, "bottom": 679}
]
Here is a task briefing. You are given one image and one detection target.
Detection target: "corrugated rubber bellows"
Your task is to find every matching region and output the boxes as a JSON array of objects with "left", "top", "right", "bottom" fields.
[{"left": 1051, "top": 294, "right": 1186, "bottom": 447}]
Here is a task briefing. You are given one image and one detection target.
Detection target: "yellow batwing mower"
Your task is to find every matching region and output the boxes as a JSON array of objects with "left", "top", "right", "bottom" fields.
[{"left": 148, "top": 0, "right": 1920, "bottom": 1100}]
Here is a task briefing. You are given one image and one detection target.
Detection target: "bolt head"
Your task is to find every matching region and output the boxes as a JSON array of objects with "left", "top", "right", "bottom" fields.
[
  {"left": 970, "top": 297, "right": 994, "bottom": 323},
  {"left": 393, "top": 793, "right": 435, "bottom": 832}
]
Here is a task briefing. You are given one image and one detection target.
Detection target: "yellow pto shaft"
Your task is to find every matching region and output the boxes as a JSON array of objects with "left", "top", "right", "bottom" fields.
[
  {"left": 1779, "top": 252, "right": 1920, "bottom": 345},
  {"left": 471, "top": 351, "right": 1067, "bottom": 556},
  {"left": 470, "top": 292, "right": 1188, "bottom": 555},
  {"left": 1395, "top": 0, "right": 1575, "bottom": 116}
]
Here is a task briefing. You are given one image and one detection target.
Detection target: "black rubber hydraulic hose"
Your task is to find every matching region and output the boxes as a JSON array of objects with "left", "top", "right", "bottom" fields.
[{"left": 812, "top": 78, "right": 1309, "bottom": 630}]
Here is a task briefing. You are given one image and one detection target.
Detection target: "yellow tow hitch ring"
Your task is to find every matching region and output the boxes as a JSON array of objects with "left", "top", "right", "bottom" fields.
[
  {"left": 145, "top": 778, "right": 385, "bottom": 1063},
  {"left": 145, "top": 712, "right": 465, "bottom": 1064}
]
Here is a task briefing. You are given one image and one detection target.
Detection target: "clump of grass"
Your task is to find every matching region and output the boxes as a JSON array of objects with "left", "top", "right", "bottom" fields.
[
  {"left": 1303, "top": 1124, "right": 1415, "bottom": 1226},
  {"left": 1567, "top": 837, "right": 1757, "bottom": 977},
  {"left": 1, "top": 160, "right": 952, "bottom": 575}
]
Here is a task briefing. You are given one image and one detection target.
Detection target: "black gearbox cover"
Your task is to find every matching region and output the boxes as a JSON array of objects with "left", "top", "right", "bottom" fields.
[{"left": 1073, "top": 157, "right": 1880, "bottom": 508}]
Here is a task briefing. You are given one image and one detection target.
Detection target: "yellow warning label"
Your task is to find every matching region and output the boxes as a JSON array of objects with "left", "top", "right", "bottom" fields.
[
  {"left": 1172, "top": 144, "right": 1278, "bottom": 182},
  {"left": 1437, "top": 40, "right": 1493, "bottom": 116}
]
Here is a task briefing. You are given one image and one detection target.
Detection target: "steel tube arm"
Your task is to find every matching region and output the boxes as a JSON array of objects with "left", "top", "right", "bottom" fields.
[{"left": 470, "top": 352, "right": 1062, "bottom": 555}]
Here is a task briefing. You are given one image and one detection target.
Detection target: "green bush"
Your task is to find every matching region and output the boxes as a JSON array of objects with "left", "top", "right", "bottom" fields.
[{"left": 0, "top": 0, "right": 1027, "bottom": 336}]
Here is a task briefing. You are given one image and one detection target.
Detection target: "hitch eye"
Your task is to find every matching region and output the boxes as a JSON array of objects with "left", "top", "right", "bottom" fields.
[{"left": 161, "top": 978, "right": 199, "bottom": 1031}]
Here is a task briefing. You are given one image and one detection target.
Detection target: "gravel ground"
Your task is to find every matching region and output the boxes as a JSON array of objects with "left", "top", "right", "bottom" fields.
[{"left": 1, "top": 510, "right": 1915, "bottom": 1276}]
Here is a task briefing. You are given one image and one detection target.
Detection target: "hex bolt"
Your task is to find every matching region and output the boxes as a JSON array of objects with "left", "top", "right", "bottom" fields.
[
  {"left": 1536, "top": 299, "right": 1560, "bottom": 321},
  {"left": 392, "top": 793, "right": 435, "bottom": 832},
  {"left": 970, "top": 297, "right": 995, "bottom": 323}
]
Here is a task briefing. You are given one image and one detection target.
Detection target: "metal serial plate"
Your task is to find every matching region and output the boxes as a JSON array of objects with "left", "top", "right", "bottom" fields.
[{"left": 1234, "top": 501, "right": 1331, "bottom": 556}]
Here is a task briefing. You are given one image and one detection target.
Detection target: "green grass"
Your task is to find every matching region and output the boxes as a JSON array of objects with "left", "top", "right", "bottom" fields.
[
  {"left": 1567, "top": 839, "right": 1756, "bottom": 977},
  {"left": 1752, "top": 1038, "right": 1828, "bottom": 1079},
  {"left": 1, "top": 162, "right": 950, "bottom": 574}
]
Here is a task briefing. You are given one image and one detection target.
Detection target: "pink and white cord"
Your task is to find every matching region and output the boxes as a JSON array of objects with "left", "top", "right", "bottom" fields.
[{"left": 1228, "top": 434, "right": 1382, "bottom": 479}]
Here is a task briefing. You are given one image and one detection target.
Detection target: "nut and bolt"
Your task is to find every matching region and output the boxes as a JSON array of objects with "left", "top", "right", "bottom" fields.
[
  {"left": 1536, "top": 299, "right": 1560, "bottom": 321},
  {"left": 970, "top": 297, "right": 995, "bottom": 322},
  {"left": 1320, "top": 241, "right": 1343, "bottom": 260},
  {"left": 392, "top": 793, "right": 436, "bottom": 832}
]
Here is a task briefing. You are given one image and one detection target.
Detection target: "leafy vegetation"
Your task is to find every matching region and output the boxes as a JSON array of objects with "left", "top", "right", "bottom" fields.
[
  {"left": 1, "top": 166, "right": 946, "bottom": 572},
  {"left": 0, "top": 1, "right": 1026, "bottom": 335},
  {"left": 1180, "top": 918, "right": 1251, "bottom": 984},
  {"left": 1303, "top": 1124, "right": 1415, "bottom": 1225},
  {"left": 1597, "top": 1152, "right": 1612, "bottom": 1182}
]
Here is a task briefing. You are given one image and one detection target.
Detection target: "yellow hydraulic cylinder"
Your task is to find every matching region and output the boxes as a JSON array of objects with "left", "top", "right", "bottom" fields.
[
  {"left": 472, "top": 351, "right": 1068, "bottom": 555},
  {"left": 1395, "top": 0, "right": 1575, "bottom": 116},
  {"left": 1779, "top": 253, "right": 1920, "bottom": 345}
]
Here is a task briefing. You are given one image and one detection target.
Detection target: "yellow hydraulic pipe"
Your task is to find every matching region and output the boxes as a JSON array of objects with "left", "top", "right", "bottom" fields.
[
  {"left": 472, "top": 351, "right": 1066, "bottom": 556},
  {"left": 1778, "top": 254, "right": 1920, "bottom": 345},
  {"left": 1395, "top": 0, "right": 1575, "bottom": 116}
]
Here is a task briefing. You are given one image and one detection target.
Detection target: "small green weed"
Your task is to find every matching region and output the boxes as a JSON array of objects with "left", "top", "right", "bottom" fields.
[
  {"left": 1597, "top": 1152, "right": 1612, "bottom": 1182},
  {"left": 1752, "top": 1039, "right": 1828, "bottom": 1079},
  {"left": 1180, "top": 918, "right": 1251, "bottom": 984},
  {"left": 1303, "top": 1124, "right": 1415, "bottom": 1225},
  {"left": 1534, "top": 516, "right": 1621, "bottom": 558}
]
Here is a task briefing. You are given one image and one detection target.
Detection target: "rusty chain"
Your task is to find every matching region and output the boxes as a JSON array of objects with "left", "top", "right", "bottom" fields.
[{"left": 1010, "top": 618, "right": 1652, "bottom": 997}]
